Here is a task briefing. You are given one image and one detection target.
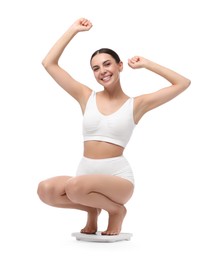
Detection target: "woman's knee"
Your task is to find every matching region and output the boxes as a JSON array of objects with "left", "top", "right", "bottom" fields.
[{"left": 37, "top": 180, "right": 57, "bottom": 205}]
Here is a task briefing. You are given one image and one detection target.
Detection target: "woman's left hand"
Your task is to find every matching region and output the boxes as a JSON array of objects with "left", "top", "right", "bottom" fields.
[{"left": 128, "top": 56, "right": 149, "bottom": 69}]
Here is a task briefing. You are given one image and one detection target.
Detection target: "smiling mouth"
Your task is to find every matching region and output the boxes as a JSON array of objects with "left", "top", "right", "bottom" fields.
[{"left": 102, "top": 75, "right": 112, "bottom": 82}]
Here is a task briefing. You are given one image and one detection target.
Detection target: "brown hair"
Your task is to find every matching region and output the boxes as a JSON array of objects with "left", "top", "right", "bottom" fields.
[{"left": 90, "top": 48, "right": 121, "bottom": 64}]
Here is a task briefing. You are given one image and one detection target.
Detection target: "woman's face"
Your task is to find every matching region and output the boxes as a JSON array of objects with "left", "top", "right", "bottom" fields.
[{"left": 91, "top": 53, "right": 123, "bottom": 88}]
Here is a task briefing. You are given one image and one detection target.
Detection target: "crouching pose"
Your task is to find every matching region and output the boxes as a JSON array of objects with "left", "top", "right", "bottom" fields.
[{"left": 37, "top": 18, "right": 191, "bottom": 235}]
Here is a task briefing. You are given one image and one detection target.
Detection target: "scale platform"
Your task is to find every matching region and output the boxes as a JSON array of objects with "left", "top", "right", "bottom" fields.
[{"left": 72, "top": 231, "right": 132, "bottom": 243}]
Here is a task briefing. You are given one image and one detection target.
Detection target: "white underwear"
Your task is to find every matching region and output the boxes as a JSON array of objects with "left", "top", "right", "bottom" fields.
[{"left": 76, "top": 156, "right": 134, "bottom": 185}]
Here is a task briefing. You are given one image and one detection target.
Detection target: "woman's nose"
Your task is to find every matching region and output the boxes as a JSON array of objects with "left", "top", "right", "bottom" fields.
[{"left": 100, "top": 67, "right": 106, "bottom": 74}]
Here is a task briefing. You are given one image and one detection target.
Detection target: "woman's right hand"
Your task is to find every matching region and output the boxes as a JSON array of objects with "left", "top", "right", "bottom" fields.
[{"left": 72, "top": 18, "right": 92, "bottom": 33}]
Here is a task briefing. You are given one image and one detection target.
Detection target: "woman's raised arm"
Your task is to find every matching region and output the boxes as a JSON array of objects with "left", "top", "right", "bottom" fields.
[
  {"left": 128, "top": 56, "right": 191, "bottom": 123},
  {"left": 42, "top": 18, "right": 93, "bottom": 111}
]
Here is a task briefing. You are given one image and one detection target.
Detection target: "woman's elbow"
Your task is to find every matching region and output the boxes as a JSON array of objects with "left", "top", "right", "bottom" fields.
[
  {"left": 183, "top": 78, "right": 191, "bottom": 90},
  {"left": 186, "top": 78, "right": 191, "bottom": 87},
  {"left": 41, "top": 58, "right": 49, "bottom": 69},
  {"left": 187, "top": 79, "right": 191, "bottom": 88}
]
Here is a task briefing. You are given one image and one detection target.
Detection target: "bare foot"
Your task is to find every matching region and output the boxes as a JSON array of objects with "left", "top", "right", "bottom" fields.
[
  {"left": 80, "top": 208, "right": 101, "bottom": 234},
  {"left": 101, "top": 206, "right": 127, "bottom": 235}
]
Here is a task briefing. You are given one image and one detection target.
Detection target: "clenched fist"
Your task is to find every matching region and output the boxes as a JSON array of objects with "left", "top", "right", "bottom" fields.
[
  {"left": 128, "top": 56, "right": 150, "bottom": 69},
  {"left": 72, "top": 18, "right": 93, "bottom": 33}
]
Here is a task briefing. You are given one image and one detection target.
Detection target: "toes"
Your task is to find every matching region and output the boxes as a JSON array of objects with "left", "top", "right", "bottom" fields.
[
  {"left": 101, "top": 230, "right": 119, "bottom": 236},
  {"left": 80, "top": 228, "right": 97, "bottom": 234}
]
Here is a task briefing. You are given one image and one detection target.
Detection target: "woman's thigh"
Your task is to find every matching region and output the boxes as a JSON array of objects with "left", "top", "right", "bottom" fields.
[{"left": 66, "top": 174, "right": 134, "bottom": 205}]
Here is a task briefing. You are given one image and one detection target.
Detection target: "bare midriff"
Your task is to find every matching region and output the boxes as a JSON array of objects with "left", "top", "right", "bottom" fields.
[{"left": 83, "top": 141, "right": 124, "bottom": 159}]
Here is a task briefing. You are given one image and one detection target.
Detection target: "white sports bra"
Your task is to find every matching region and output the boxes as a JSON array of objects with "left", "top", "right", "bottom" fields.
[{"left": 83, "top": 91, "right": 136, "bottom": 148}]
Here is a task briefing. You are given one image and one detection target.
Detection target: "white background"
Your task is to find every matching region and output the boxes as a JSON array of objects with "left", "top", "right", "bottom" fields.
[{"left": 0, "top": 0, "right": 217, "bottom": 259}]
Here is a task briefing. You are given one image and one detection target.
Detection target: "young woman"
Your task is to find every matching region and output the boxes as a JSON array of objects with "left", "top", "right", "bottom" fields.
[{"left": 37, "top": 18, "right": 191, "bottom": 235}]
